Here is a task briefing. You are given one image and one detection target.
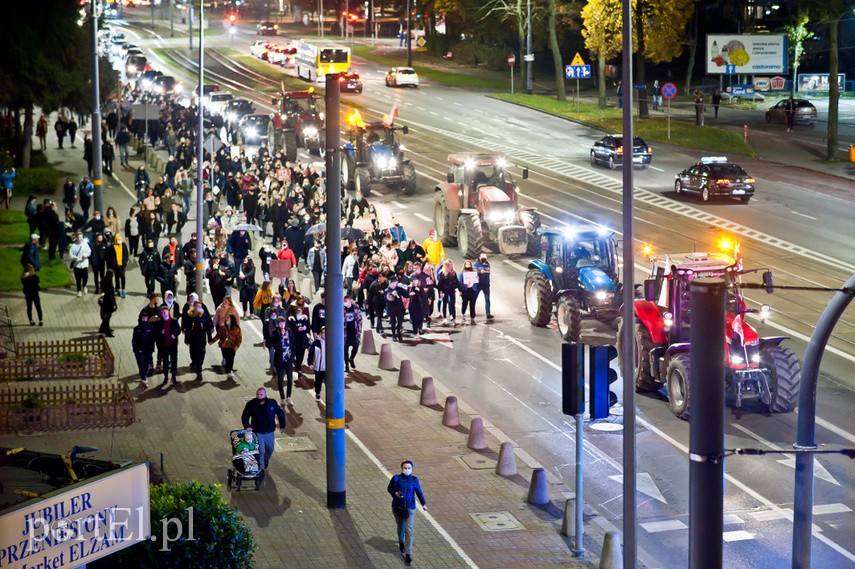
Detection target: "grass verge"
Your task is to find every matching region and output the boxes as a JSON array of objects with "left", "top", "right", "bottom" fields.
[
  {"left": 216, "top": 48, "right": 311, "bottom": 93},
  {"left": 0, "top": 210, "right": 31, "bottom": 245},
  {"left": 0, "top": 248, "right": 72, "bottom": 292},
  {"left": 351, "top": 45, "right": 507, "bottom": 91},
  {"left": 493, "top": 94, "right": 756, "bottom": 156}
]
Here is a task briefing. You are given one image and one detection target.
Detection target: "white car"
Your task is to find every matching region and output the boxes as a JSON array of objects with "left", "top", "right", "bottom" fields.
[
  {"left": 385, "top": 67, "right": 419, "bottom": 88},
  {"left": 207, "top": 92, "right": 234, "bottom": 115},
  {"left": 250, "top": 40, "right": 274, "bottom": 59},
  {"left": 267, "top": 45, "right": 296, "bottom": 66}
]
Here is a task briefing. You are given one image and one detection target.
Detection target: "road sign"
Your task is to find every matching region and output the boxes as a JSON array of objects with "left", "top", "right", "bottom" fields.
[
  {"left": 661, "top": 82, "right": 677, "bottom": 100},
  {"left": 565, "top": 65, "right": 591, "bottom": 79},
  {"left": 415, "top": 36, "right": 426, "bottom": 48},
  {"left": 570, "top": 52, "right": 586, "bottom": 66},
  {"left": 725, "top": 64, "right": 737, "bottom": 75},
  {"left": 523, "top": 54, "right": 534, "bottom": 62},
  {"left": 769, "top": 76, "right": 786, "bottom": 90},
  {"left": 507, "top": 53, "right": 516, "bottom": 67}
]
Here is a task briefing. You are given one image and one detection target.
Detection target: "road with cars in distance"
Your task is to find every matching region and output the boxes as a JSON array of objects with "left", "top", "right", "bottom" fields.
[{"left": 117, "top": 16, "right": 855, "bottom": 568}]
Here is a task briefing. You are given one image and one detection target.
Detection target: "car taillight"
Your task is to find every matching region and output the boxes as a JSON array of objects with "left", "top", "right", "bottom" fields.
[
  {"left": 647, "top": 147, "right": 652, "bottom": 153},
  {"left": 745, "top": 178, "right": 755, "bottom": 183},
  {"left": 716, "top": 179, "right": 731, "bottom": 185},
  {"left": 616, "top": 147, "right": 623, "bottom": 155},
  {"left": 339, "top": 76, "right": 345, "bottom": 82}
]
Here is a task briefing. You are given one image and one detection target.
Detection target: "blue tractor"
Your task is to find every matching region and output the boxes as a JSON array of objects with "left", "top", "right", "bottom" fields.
[
  {"left": 524, "top": 227, "right": 622, "bottom": 342},
  {"left": 341, "top": 112, "right": 417, "bottom": 196}
]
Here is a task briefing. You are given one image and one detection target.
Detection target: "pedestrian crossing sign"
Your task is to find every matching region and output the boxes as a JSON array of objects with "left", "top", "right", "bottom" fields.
[{"left": 570, "top": 52, "right": 586, "bottom": 66}]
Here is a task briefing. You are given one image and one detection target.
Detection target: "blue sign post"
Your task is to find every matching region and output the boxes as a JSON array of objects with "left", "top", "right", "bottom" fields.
[
  {"left": 725, "top": 64, "right": 737, "bottom": 75},
  {"left": 565, "top": 64, "right": 591, "bottom": 79}
]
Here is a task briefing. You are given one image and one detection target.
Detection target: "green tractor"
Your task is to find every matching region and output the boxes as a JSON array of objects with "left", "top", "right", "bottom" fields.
[{"left": 524, "top": 227, "right": 622, "bottom": 342}]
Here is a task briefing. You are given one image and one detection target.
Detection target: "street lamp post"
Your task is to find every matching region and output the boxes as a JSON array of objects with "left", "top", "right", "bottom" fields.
[
  {"left": 90, "top": 0, "right": 104, "bottom": 214},
  {"left": 406, "top": 0, "right": 412, "bottom": 67},
  {"left": 194, "top": 0, "right": 205, "bottom": 299},
  {"left": 525, "top": 0, "right": 532, "bottom": 93}
]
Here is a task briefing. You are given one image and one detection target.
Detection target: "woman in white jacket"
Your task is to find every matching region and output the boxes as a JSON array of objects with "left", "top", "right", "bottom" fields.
[
  {"left": 308, "top": 326, "right": 326, "bottom": 401},
  {"left": 69, "top": 231, "right": 92, "bottom": 297}
]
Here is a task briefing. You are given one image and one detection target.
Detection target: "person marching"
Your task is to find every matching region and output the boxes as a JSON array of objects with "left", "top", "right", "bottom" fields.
[
  {"left": 387, "top": 460, "right": 428, "bottom": 565},
  {"left": 211, "top": 313, "right": 243, "bottom": 381},
  {"left": 272, "top": 317, "right": 296, "bottom": 406},
  {"left": 308, "top": 326, "right": 327, "bottom": 401},
  {"left": 343, "top": 294, "right": 362, "bottom": 372},
  {"left": 385, "top": 276, "right": 405, "bottom": 342}
]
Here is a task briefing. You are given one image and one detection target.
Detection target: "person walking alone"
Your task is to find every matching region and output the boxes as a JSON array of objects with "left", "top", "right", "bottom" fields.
[
  {"left": 240, "top": 388, "right": 286, "bottom": 471},
  {"left": 712, "top": 88, "right": 722, "bottom": 118},
  {"left": 211, "top": 313, "right": 242, "bottom": 381},
  {"left": 387, "top": 460, "right": 427, "bottom": 565},
  {"left": 694, "top": 89, "right": 705, "bottom": 126},
  {"left": 69, "top": 231, "right": 91, "bottom": 297},
  {"left": 21, "top": 264, "right": 43, "bottom": 327},
  {"left": 98, "top": 269, "right": 117, "bottom": 337}
]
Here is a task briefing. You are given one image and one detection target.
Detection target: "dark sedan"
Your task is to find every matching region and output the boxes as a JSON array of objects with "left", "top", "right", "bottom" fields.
[
  {"left": 257, "top": 21, "right": 279, "bottom": 35},
  {"left": 225, "top": 98, "right": 255, "bottom": 125},
  {"left": 674, "top": 157, "right": 755, "bottom": 203},
  {"left": 590, "top": 135, "right": 652, "bottom": 169},
  {"left": 239, "top": 114, "right": 273, "bottom": 144},
  {"left": 338, "top": 72, "right": 363, "bottom": 93},
  {"left": 765, "top": 99, "right": 817, "bottom": 126}
]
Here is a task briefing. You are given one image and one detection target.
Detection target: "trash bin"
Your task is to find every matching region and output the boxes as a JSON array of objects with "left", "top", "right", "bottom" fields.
[{"left": 850, "top": 145, "right": 855, "bottom": 163}]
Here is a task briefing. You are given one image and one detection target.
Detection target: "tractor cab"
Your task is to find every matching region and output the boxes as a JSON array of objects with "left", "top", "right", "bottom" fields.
[
  {"left": 446, "top": 153, "right": 523, "bottom": 210},
  {"left": 271, "top": 89, "right": 324, "bottom": 156},
  {"left": 341, "top": 111, "right": 416, "bottom": 195},
  {"left": 273, "top": 89, "right": 321, "bottom": 123}
]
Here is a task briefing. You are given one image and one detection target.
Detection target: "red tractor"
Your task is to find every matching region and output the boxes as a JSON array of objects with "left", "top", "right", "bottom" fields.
[
  {"left": 270, "top": 88, "right": 325, "bottom": 162},
  {"left": 621, "top": 244, "right": 800, "bottom": 420},
  {"left": 433, "top": 153, "right": 540, "bottom": 258}
]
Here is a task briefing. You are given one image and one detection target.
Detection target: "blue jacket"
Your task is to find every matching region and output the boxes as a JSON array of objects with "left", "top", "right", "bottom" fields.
[
  {"left": 389, "top": 225, "right": 408, "bottom": 244},
  {"left": 387, "top": 473, "right": 426, "bottom": 511},
  {"left": 473, "top": 260, "right": 491, "bottom": 288},
  {"left": 228, "top": 231, "right": 253, "bottom": 259},
  {"left": 1, "top": 168, "right": 16, "bottom": 189}
]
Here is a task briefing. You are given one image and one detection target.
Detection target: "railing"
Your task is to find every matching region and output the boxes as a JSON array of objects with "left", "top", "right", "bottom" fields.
[
  {"left": 0, "top": 338, "right": 115, "bottom": 381},
  {"left": 0, "top": 382, "right": 135, "bottom": 432}
]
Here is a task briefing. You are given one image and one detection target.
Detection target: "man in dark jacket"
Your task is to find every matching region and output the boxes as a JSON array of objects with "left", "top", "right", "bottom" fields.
[
  {"left": 268, "top": 198, "right": 288, "bottom": 244},
  {"left": 343, "top": 295, "right": 362, "bottom": 372},
  {"left": 228, "top": 230, "right": 253, "bottom": 268},
  {"left": 241, "top": 387, "right": 286, "bottom": 470},
  {"left": 139, "top": 239, "right": 161, "bottom": 295},
  {"left": 367, "top": 272, "right": 388, "bottom": 333},
  {"left": 385, "top": 276, "right": 405, "bottom": 342},
  {"left": 284, "top": 218, "right": 306, "bottom": 263},
  {"left": 182, "top": 248, "right": 198, "bottom": 296},
  {"left": 21, "top": 234, "right": 41, "bottom": 272},
  {"left": 157, "top": 254, "right": 180, "bottom": 297},
  {"left": 132, "top": 314, "right": 157, "bottom": 388}
]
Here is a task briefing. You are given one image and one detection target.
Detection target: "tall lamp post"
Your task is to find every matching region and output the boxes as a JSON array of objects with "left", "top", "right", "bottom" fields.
[
  {"left": 194, "top": 0, "right": 205, "bottom": 298},
  {"left": 525, "top": 0, "right": 532, "bottom": 93},
  {"left": 406, "top": 0, "right": 412, "bottom": 67},
  {"left": 90, "top": 0, "right": 104, "bottom": 214}
]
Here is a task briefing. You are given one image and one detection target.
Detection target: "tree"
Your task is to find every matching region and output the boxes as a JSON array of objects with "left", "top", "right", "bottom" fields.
[
  {"left": 545, "top": 0, "right": 582, "bottom": 101},
  {"left": 0, "top": 0, "right": 93, "bottom": 169},
  {"left": 581, "top": 0, "right": 696, "bottom": 115},
  {"left": 481, "top": 0, "right": 531, "bottom": 89},
  {"left": 782, "top": 11, "right": 814, "bottom": 97},
  {"left": 581, "top": 0, "right": 622, "bottom": 107}
]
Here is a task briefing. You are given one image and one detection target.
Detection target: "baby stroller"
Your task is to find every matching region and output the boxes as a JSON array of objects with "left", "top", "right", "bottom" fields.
[{"left": 227, "top": 429, "right": 265, "bottom": 491}]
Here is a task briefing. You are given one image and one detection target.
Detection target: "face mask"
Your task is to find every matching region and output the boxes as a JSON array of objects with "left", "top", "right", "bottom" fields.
[
  {"left": 273, "top": 301, "right": 281, "bottom": 308},
  {"left": 480, "top": 258, "right": 487, "bottom": 263},
  {"left": 402, "top": 467, "right": 412, "bottom": 475},
  {"left": 390, "top": 282, "right": 397, "bottom": 289},
  {"left": 94, "top": 215, "right": 101, "bottom": 220},
  {"left": 344, "top": 300, "right": 352, "bottom": 308}
]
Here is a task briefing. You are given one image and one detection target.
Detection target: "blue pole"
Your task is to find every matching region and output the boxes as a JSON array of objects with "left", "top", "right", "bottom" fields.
[
  {"left": 792, "top": 273, "right": 855, "bottom": 568},
  {"left": 324, "top": 74, "right": 346, "bottom": 509}
]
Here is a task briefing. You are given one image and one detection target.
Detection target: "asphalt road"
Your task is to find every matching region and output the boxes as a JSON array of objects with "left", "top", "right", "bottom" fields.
[{"left": 118, "top": 17, "right": 855, "bottom": 568}]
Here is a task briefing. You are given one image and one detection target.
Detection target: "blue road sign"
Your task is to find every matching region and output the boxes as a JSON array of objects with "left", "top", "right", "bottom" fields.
[
  {"left": 565, "top": 65, "right": 591, "bottom": 79},
  {"left": 661, "top": 82, "right": 677, "bottom": 99},
  {"left": 725, "top": 64, "right": 737, "bottom": 75}
]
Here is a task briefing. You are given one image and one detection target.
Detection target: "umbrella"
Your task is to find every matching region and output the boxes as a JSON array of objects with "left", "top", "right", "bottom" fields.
[
  {"left": 307, "top": 222, "right": 326, "bottom": 236},
  {"left": 233, "top": 223, "right": 263, "bottom": 232},
  {"left": 342, "top": 227, "right": 365, "bottom": 241}
]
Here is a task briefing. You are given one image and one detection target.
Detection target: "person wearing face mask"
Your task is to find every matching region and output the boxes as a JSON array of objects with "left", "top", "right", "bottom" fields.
[
  {"left": 422, "top": 229, "right": 445, "bottom": 269},
  {"left": 473, "top": 254, "right": 492, "bottom": 319},
  {"left": 132, "top": 314, "right": 157, "bottom": 388},
  {"left": 288, "top": 298, "right": 312, "bottom": 375},
  {"left": 211, "top": 313, "right": 243, "bottom": 381},
  {"left": 385, "top": 276, "right": 405, "bottom": 342},
  {"left": 156, "top": 306, "right": 181, "bottom": 386},
  {"left": 276, "top": 239, "right": 298, "bottom": 273},
  {"left": 89, "top": 233, "right": 108, "bottom": 295},
  {"left": 107, "top": 234, "right": 129, "bottom": 298},
  {"left": 406, "top": 265, "right": 426, "bottom": 337},
  {"left": 241, "top": 388, "right": 286, "bottom": 471},
  {"left": 458, "top": 260, "right": 478, "bottom": 324},
  {"left": 184, "top": 299, "right": 213, "bottom": 379},
  {"left": 262, "top": 295, "right": 284, "bottom": 371},
  {"left": 308, "top": 326, "right": 326, "bottom": 401},
  {"left": 272, "top": 317, "right": 296, "bottom": 406},
  {"left": 84, "top": 210, "right": 105, "bottom": 236},
  {"left": 343, "top": 294, "right": 362, "bottom": 372},
  {"left": 367, "top": 272, "right": 388, "bottom": 333},
  {"left": 387, "top": 460, "right": 427, "bottom": 565},
  {"left": 69, "top": 231, "right": 91, "bottom": 297},
  {"left": 253, "top": 280, "right": 274, "bottom": 319},
  {"left": 305, "top": 240, "right": 326, "bottom": 293},
  {"left": 139, "top": 239, "right": 161, "bottom": 296}
]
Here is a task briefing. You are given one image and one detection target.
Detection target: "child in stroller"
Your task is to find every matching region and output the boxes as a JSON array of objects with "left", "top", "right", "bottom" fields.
[{"left": 227, "top": 429, "right": 265, "bottom": 490}]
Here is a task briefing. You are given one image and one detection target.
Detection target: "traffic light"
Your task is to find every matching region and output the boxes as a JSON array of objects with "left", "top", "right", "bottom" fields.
[
  {"left": 561, "top": 343, "right": 585, "bottom": 416},
  {"left": 229, "top": 14, "right": 237, "bottom": 23},
  {"left": 589, "top": 345, "right": 618, "bottom": 419}
]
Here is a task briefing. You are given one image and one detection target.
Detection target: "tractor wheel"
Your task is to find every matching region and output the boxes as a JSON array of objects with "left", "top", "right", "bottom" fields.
[
  {"left": 665, "top": 354, "right": 692, "bottom": 420},
  {"left": 760, "top": 345, "right": 800, "bottom": 413},
  {"left": 310, "top": 131, "right": 326, "bottom": 157},
  {"left": 283, "top": 130, "right": 298, "bottom": 163},
  {"left": 617, "top": 319, "right": 660, "bottom": 392},
  {"left": 457, "top": 212, "right": 483, "bottom": 259},
  {"left": 524, "top": 269, "right": 552, "bottom": 327},
  {"left": 518, "top": 210, "right": 542, "bottom": 257},
  {"left": 354, "top": 166, "right": 371, "bottom": 197},
  {"left": 434, "top": 193, "right": 456, "bottom": 246},
  {"left": 401, "top": 163, "right": 417, "bottom": 195},
  {"left": 556, "top": 296, "right": 582, "bottom": 342},
  {"left": 341, "top": 153, "right": 356, "bottom": 191}
]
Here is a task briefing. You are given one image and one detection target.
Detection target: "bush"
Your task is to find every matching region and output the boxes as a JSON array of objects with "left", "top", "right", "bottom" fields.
[
  {"left": 449, "top": 40, "right": 509, "bottom": 71},
  {"left": 15, "top": 166, "right": 60, "bottom": 197},
  {"left": 93, "top": 481, "right": 255, "bottom": 569}
]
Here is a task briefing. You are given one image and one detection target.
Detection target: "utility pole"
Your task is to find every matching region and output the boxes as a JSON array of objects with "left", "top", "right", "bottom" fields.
[
  {"left": 189, "top": 5, "right": 193, "bottom": 50},
  {"left": 688, "top": 278, "right": 726, "bottom": 569},
  {"left": 406, "top": 0, "right": 412, "bottom": 67},
  {"left": 792, "top": 273, "right": 855, "bottom": 568},
  {"left": 525, "top": 0, "right": 532, "bottom": 93},
  {"left": 194, "top": 1, "right": 205, "bottom": 299},
  {"left": 90, "top": 0, "right": 104, "bottom": 214},
  {"left": 324, "top": 74, "right": 346, "bottom": 509},
  {"left": 619, "top": 0, "right": 636, "bottom": 564},
  {"left": 170, "top": 0, "right": 174, "bottom": 37}
]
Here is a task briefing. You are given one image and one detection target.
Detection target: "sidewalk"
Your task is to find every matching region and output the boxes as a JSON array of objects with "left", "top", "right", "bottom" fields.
[{"left": 0, "top": 131, "right": 595, "bottom": 567}]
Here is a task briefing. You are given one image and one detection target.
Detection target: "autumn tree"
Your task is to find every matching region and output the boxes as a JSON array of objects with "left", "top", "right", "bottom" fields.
[
  {"left": 581, "top": 0, "right": 623, "bottom": 107},
  {"left": 481, "top": 0, "right": 533, "bottom": 90},
  {"left": 581, "top": 0, "right": 696, "bottom": 115},
  {"left": 782, "top": 11, "right": 814, "bottom": 97}
]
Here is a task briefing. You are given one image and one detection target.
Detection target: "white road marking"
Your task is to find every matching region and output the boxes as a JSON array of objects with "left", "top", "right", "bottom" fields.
[
  {"left": 723, "top": 514, "right": 746, "bottom": 525},
  {"left": 790, "top": 211, "right": 817, "bottom": 220},
  {"left": 429, "top": 111, "right": 439, "bottom": 116},
  {"left": 750, "top": 509, "right": 793, "bottom": 522},
  {"left": 640, "top": 520, "right": 687, "bottom": 533},
  {"left": 434, "top": 96, "right": 444, "bottom": 101},
  {"left": 609, "top": 473, "right": 667, "bottom": 503},
  {"left": 723, "top": 530, "right": 755, "bottom": 542},
  {"left": 502, "top": 259, "right": 529, "bottom": 272},
  {"left": 453, "top": 102, "right": 463, "bottom": 106},
  {"left": 813, "top": 416, "right": 855, "bottom": 445},
  {"left": 413, "top": 212, "right": 432, "bottom": 222},
  {"left": 814, "top": 503, "right": 852, "bottom": 516},
  {"left": 390, "top": 200, "right": 407, "bottom": 209},
  {"left": 649, "top": 165, "right": 665, "bottom": 172},
  {"left": 417, "top": 106, "right": 426, "bottom": 111}
]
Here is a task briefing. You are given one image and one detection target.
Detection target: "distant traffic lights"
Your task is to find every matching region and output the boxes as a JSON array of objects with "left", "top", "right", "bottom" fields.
[
  {"left": 229, "top": 13, "right": 237, "bottom": 25},
  {"left": 589, "top": 345, "right": 618, "bottom": 419}
]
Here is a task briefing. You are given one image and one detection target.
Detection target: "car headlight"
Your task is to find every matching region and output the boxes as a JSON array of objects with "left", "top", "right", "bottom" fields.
[
  {"left": 245, "top": 127, "right": 259, "bottom": 138},
  {"left": 174, "top": 84, "right": 183, "bottom": 93},
  {"left": 127, "top": 65, "right": 137, "bottom": 73},
  {"left": 303, "top": 126, "right": 318, "bottom": 138},
  {"left": 730, "top": 354, "right": 744, "bottom": 364}
]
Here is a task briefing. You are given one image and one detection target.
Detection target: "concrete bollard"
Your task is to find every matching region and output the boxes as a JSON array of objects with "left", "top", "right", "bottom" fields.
[
  {"left": 398, "top": 360, "right": 415, "bottom": 387},
  {"left": 526, "top": 467, "right": 549, "bottom": 505},
  {"left": 495, "top": 442, "right": 517, "bottom": 476},
  {"left": 561, "top": 498, "right": 574, "bottom": 537},
  {"left": 378, "top": 343, "right": 394, "bottom": 370},
  {"left": 360, "top": 330, "right": 377, "bottom": 355},
  {"left": 467, "top": 417, "right": 486, "bottom": 450},
  {"left": 442, "top": 396, "right": 460, "bottom": 427},
  {"left": 419, "top": 377, "right": 436, "bottom": 406},
  {"left": 598, "top": 531, "right": 623, "bottom": 569}
]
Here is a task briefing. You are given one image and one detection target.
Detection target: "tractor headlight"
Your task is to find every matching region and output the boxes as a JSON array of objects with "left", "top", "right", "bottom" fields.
[
  {"left": 760, "top": 304, "right": 770, "bottom": 323},
  {"left": 730, "top": 354, "right": 745, "bottom": 364},
  {"left": 663, "top": 312, "right": 673, "bottom": 332},
  {"left": 303, "top": 126, "right": 319, "bottom": 138},
  {"left": 751, "top": 354, "right": 761, "bottom": 363},
  {"left": 245, "top": 126, "right": 258, "bottom": 138},
  {"left": 489, "top": 210, "right": 513, "bottom": 223},
  {"left": 595, "top": 291, "right": 608, "bottom": 301}
]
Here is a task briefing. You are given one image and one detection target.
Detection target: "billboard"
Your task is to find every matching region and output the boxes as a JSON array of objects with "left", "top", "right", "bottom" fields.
[
  {"left": 0, "top": 464, "right": 150, "bottom": 569},
  {"left": 797, "top": 73, "right": 846, "bottom": 92},
  {"left": 706, "top": 34, "right": 788, "bottom": 74}
]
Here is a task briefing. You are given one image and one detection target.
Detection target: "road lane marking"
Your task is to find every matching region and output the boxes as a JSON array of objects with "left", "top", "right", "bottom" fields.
[
  {"left": 723, "top": 530, "right": 755, "bottom": 542},
  {"left": 413, "top": 212, "right": 432, "bottom": 222},
  {"left": 649, "top": 166, "right": 665, "bottom": 172},
  {"left": 812, "top": 416, "right": 855, "bottom": 445},
  {"left": 750, "top": 509, "right": 793, "bottom": 521},
  {"left": 640, "top": 520, "right": 687, "bottom": 533},
  {"left": 609, "top": 473, "right": 667, "bottom": 503},
  {"left": 790, "top": 211, "right": 817, "bottom": 220},
  {"left": 723, "top": 514, "right": 746, "bottom": 525},
  {"left": 390, "top": 201, "right": 407, "bottom": 209},
  {"left": 502, "top": 259, "right": 529, "bottom": 272},
  {"left": 814, "top": 504, "right": 852, "bottom": 515},
  {"left": 429, "top": 111, "right": 439, "bottom": 116}
]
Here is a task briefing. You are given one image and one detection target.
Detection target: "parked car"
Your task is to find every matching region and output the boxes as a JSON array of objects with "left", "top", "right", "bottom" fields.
[
  {"left": 338, "top": 72, "right": 363, "bottom": 93},
  {"left": 765, "top": 99, "right": 817, "bottom": 126},
  {"left": 674, "top": 156, "right": 755, "bottom": 203},
  {"left": 257, "top": 21, "right": 279, "bottom": 35},
  {"left": 385, "top": 67, "right": 419, "bottom": 88},
  {"left": 250, "top": 40, "right": 275, "bottom": 59},
  {"left": 589, "top": 135, "right": 652, "bottom": 169},
  {"left": 267, "top": 45, "right": 296, "bottom": 65}
]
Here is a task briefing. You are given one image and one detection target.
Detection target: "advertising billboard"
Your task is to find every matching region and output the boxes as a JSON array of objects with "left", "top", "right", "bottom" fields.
[
  {"left": 0, "top": 464, "right": 150, "bottom": 569},
  {"left": 706, "top": 34, "right": 788, "bottom": 74},
  {"left": 797, "top": 73, "right": 846, "bottom": 92}
]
